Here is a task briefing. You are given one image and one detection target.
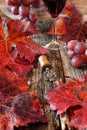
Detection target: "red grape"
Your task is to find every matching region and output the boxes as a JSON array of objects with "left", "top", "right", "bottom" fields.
[
  {"left": 74, "top": 42, "right": 86, "bottom": 54},
  {"left": 12, "top": 0, "right": 21, "bottom": 5},
  {"left": 32, "top": 0, "right": 41, "bottom": 8},
  {"left": 67, "top": 50, "right": 75, "bottom": 58},
  {"left": 22, "top": 0, "right": 34, "bottom": 6},
  {"left": 81, "top": 55, "right": 87, "bottom": 64},
  {"left": 70, "top": 55, "right": 83, "bottom": 68},
  {"left": 85, "top": 49, "right": 87, "bottom": 56},
  {"left": 67, "top": 40, "right": 87, "bottom": 68},
  {"left": 19, "top": 5, "right": 30, "bottom": 18},
  {"left": 29, "top": 12, "right": 38, "bottom": 22},
  {"left": 67, "top": 40, "right": 79, "bottom": 50},
  {"left": 5, "top": 0, "right": 13, "bottom": 5},
  {"left": 21, "top": 17, "right": 29, "bottom": 22},
  {"left": 5, "top": 0, "right": 40, "bottom": 23},
  {"left": 10, "top": 6, "right": 19, "bottom": 15}
]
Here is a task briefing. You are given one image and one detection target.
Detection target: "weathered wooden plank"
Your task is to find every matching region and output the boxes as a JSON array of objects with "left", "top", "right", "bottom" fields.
[{"left": 14, "top": 34, "right": 65, "bottom": 130}]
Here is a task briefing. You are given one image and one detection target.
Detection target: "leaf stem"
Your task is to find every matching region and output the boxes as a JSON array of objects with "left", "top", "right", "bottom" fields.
[{"left": 0, "top": 38, "right": 10, "bottom": 43}]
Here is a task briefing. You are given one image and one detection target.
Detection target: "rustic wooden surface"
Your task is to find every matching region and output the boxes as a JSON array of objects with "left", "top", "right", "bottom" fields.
[
  {"left": 13, "top": 34, "right": 87, "bottom": 130},
  {"left": 10, "top": 35, "right": 64, "bottom": 130},
  {"left": 0, "top": 0, "right": 87, "bottom": 130}
]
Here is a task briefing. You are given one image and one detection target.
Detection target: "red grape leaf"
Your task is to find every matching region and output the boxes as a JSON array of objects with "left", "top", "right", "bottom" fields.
[
  {"left": 0, "top": 68, "right": 48, "bottom": 130},
  {"left": 0, "top": 92, "right": 48, "bottom": 130},
  {"left": 45, "top": 75, "right": 87, "bottom": 129},
  {"left": 7, "top": 19, "right": 38, "bottom": 42},
  {"left": 61, "top": 1, "right": 86, "bottom": 42},
  {"left": 48, "top": 2, "right": 86, "bottom": 42},
  {"left": 7, "top": 62, "right": 34, "bottom": 77},
  {"left": 16, "top": 38, "right": 48, "bottom": 63},
  {"left": 0, "top": 18, "right": 48, "bottom": 129},
  {"left": 66, "top": 76, "right": 87, "bottom": 102},
  {"left": 70, "top": 108, "right": 87, "bottom": 129},
  {"left": 0, "top": 18, "right": 4, "bottom": 39},
  {"left": 0, "top": 67, "right": 29, "bottom": 96},
  {"left": 10, "top": 92, "right": 48, "bottom": 126},
  {"left": 45, "top": 85, "right": 82, "bottom": 115},
  {"left": 0, "top": 18, "right": 48, "bottom": 77},
  {"left": 0, "top": 41, "right": 33, "bottom": 77}
]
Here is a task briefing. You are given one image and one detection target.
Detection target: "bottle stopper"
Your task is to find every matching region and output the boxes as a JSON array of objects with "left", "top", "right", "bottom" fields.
[{"left": 38, "top": 55, "right": 51, "bottom": 71}]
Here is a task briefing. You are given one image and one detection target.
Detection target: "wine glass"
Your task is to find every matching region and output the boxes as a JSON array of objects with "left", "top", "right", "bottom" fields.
[{"left": 42, "top": 0, "right": 67, "bottom": 48}]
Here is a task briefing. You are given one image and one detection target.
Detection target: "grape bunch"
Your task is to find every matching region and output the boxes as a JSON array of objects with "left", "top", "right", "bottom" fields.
[
  {"left": 67, "top": 40, "right": 87, "bottom": 68},
  {"left": 5, "top": 0, "right": 41, "bottom": 22}
]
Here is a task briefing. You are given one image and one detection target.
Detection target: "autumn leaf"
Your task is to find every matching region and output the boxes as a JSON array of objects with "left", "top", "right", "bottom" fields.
[
  {"left": 45, "top": 75, "right": 87, "bottom": 129},
  {"left": 61, "top": 1, "right": 87, "bottom": 42},
  {"left": 48, "top": 2, "right": 86, "bottom": 42},
  {"left": 0, "top": 92, "right": 48, "bottom": 130},
  {"left": 0, "top": 17, "right": 48, "bottom": 77},
  {"left": 70, "top": 108, "right": 87, "bottom": 129},
  {"left": 0, "top": 68, "right": 48, "bottom": 130},
  {"left": 0, "top": 13, "right": 48, "bottom": 130},
  {"left": 7, "top": 19, "right": 39, "bottom": 44},
  {"left": 44, "top": 85, "right": 82, "bottom": 115},
  {"left": 11, "top": 92, "right": 48, "bottom": 126},
  {"left": 0, "top": 18, "right": 4, "bottom": 39},
  {"left": 16, "top": 38, "right": 48, "bottom": 63},
  {"left": 0, "top": 67, "right": 29, "bottom": 96},
  {"left": 0, "top": 67, "right": 29, "bottom": 130}
]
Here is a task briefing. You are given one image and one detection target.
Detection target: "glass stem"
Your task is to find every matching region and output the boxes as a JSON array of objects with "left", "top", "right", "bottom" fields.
[{"left": 52, "top": 17, "right": 57, "bottom": 41}]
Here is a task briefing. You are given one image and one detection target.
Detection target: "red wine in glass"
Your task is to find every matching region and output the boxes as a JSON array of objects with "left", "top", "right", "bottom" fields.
[
  {"left": 42, "top": 0, "right": 66, "bottom": 47},
  {"left": 42, "top": 0, "right": 66, "bottom": 18}
]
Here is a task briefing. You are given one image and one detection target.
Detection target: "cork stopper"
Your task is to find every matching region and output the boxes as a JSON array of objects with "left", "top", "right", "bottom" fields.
[
  {"left": 38, "top": 55, "right": 51, "bottom": 71},
  {"left": 38, "top": 55, "right": 57, "bottom": 81}
]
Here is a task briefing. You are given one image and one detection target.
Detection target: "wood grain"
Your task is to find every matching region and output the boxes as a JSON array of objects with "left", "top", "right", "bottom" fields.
[
  {"left": 14, "top": 34, "right": 65, "bottom": 130},
  {"left": 14, "top": 34, "right": 87, "bottom": 130}
]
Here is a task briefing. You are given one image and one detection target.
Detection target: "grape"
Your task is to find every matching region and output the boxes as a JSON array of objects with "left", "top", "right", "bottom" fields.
[
  {"left": 67, "top": 40, "right": 87, "bottom": 68},
  {"left": 21, "top": 17, "right": 29, "bottom": 22},
  {"left": 81, "top": 55, "right": 87, "bottom": 64},
  {"left": 7, "top": 6, "right": 11, "bottom": 12},
  {"left": 12, "top": 0, "right": 21, "bottom": 5},
  {"left": 5, "top": 0, "right": 40, "bottom": 23},
  {"left": 74, "top": 42, "right": 86, "bottom": 54},
  {"left": 29, "top": 12, "right": 38, "bottom": 23},
  {"left": 22, "top": 0, "right": 34, "bottom": 6},
  {"left": 70, "top": 55, "right": 83, "bottom": 68},
  {"left": 67, "top": 50, "right": 75, "bottom": 58},
  {"left": 19, "top": 5, "right": 30, "bottom": 18},
  {"left": 32, "top": 0, "right": 41, "bottom": 8},
  {"left": 10, "top": 6, "right": 19, "bottom": 15},
  {"left": 12, "top": 0, "right": 21, "bottom": 2},
  {"left": 67, "top": 40, "right": 79, "bottom": 50},
  {"left": 85, "top": 49, "right": 87, "bottom": 56},
  {"left": 5, "top": 0, "right": 13, "bottom": 5}
]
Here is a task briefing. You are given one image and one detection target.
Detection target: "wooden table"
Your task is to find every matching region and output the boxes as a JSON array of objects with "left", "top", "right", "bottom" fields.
[{"left": 13, "top": 34, "right": 87, "bottom": 130}]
